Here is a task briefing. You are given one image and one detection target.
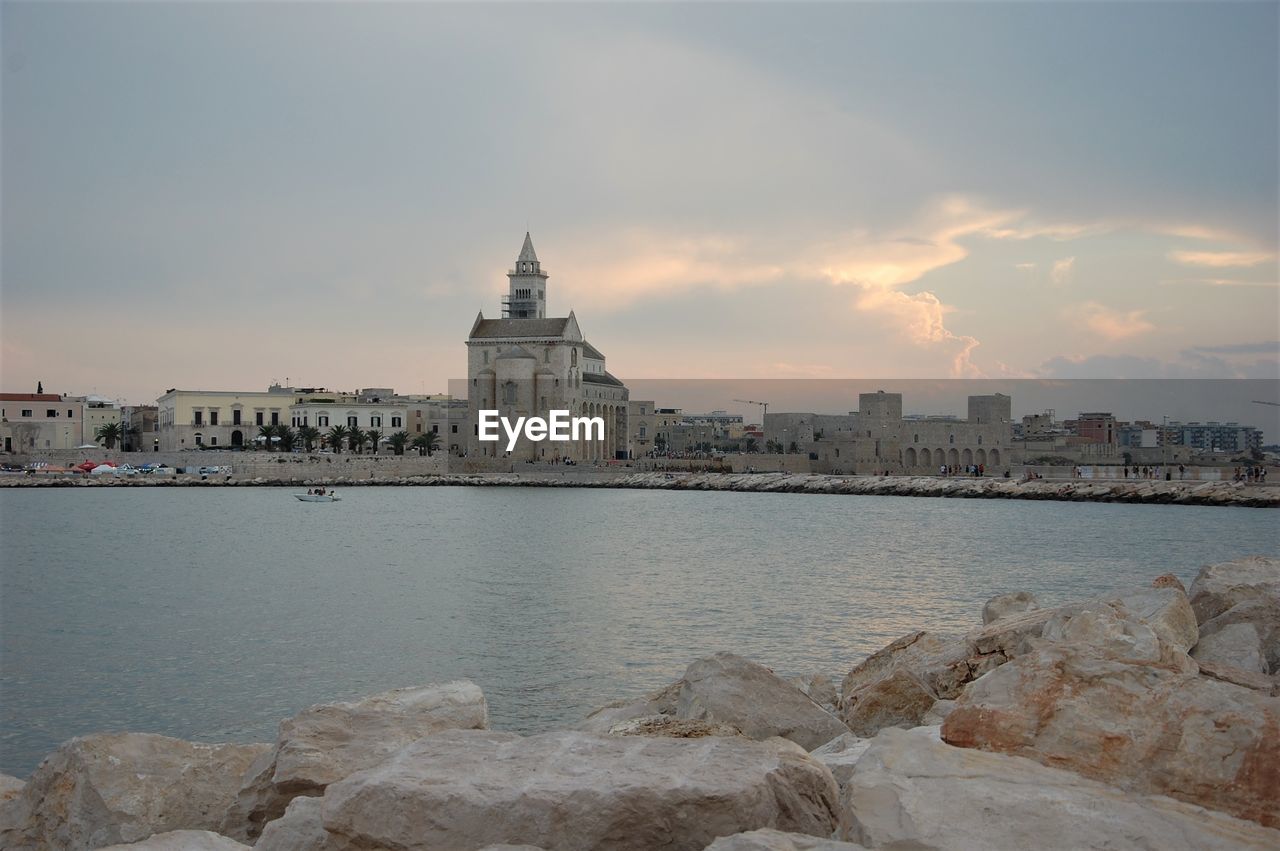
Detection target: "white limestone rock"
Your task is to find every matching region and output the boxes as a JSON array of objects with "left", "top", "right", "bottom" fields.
[
  {"left": 311, "top": 730, "right": 840, "bottom": 851},
  {"left": 1197, "top": 598, "right": 1280, "bottom": 674},
  {"left": 1189, "top": 555, "right": 1280, "bottom": 623},
  {"left": 0, "top": 733, "right": 269, "bottom": 851},
  {"left": 222, "top": 680, "right": 487, "bottom": 842},
  {"left": 842, "top": 726, "right": 1280, "bottom": 850},
  {"left": 255, "top": 797, "right": 333, "bottom": 851},
  {"left": 678, "top": 653, "right": 850, "bottom": 750},
  {"left": 807, "top": 733, "right": 871, "bottom": 790},
  {"left": 579, "top": 681, "right": 682, "bottom": 733},
  {"left": 981, "top": 591, "right": 1039, "bottom": 625},
  {"left": 607, "top": 715, "right": 743, "bottom": 739},
  {"left": 1192, "top": 621, "right": 1268, "bottom": 673},
  {"left": 0, "top": 773, "right": 24, "bottom": 803},
  {"left": 100, "top": 830, "right": 251, "bottom": 850},
  {"left": 786, "top": 673, "right": 838, "bottom": 713},
  {"left": 702, "top": 828, "right": 868, "bottom": 850}
]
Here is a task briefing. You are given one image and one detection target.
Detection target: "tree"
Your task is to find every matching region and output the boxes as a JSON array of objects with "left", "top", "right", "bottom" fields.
[
  {"left": 389, "top": 431, "right": 410, "bottom": 456},
  {"left": 326, "top": 425, "right": 348, "bottom": 454},
  {"left": 95, "top": 421, "right": 122, "bottom": 450},
  {"left": 258, "top": 424, "right": 277, "bottom": 451},
  {"left": 743, "top": 438, "right": 758, "bottom": 453},
  {"left": 366, "top": 429, "right": 383, "bottom": 455},
  {"left": 276, "top": 426, "right": 296, "bottom": 452},
  {"left": 347, "top": 428, "right": 366, "bottom": 454},
  {"left": 298, "top": 425, "right": 321, "bottom": 452},
  {"left": 422, "top": 431, "right": 441, "bottom": 456}
]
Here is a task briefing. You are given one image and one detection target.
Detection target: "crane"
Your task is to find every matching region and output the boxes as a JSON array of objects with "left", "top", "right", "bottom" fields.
[{"left": 734, "top": 399, "right": 769, "bottom": 420}]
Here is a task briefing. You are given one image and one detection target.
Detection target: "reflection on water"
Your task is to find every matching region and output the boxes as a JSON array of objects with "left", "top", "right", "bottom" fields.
[{"left": 1, "top": 486, "right": 1276, "bottom": 775}]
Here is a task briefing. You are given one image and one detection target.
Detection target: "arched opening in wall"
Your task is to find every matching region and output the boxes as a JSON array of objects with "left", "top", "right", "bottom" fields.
[
  {"left": 936, "top": 449, "right": 945, "bottom": 466},
  {"left": 989, "top": 448, "right": 1001, "bottom": 465},
  {"left": 962, "top": 448, "right": 973, "bottom": 466},
  {"left": 920, "top": 448, "right": 931, "bottom": 466},
  {"left": 976, "top": 448, "right": 987, "bottom": 465},
  {"left": 231, "top": 430, "right": 244, "bottom": 447},
  {"left": 905, "top": 448, "right": 917, "bottom": 467},
  {"left": 948, "top": 448, "right": 959, "bottom": 466}
]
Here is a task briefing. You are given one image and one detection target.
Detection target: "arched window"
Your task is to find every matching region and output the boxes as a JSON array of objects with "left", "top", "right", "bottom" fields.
[
  {"left": 949, "top": 434, "right": 955, "bottom": 444},
  {"left": 914, "top": 434, "right": 919, "bottom": 443},
  {"left": 571, "top": 348, "right": 578, "bottom": 366},
  {"left": 977, "top": 435, "right": 983, "bottom": 445}
]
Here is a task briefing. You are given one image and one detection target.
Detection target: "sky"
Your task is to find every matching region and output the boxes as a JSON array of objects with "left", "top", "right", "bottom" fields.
[{"left": 2, "top": 2, "right": 1278, "bottom": 418}]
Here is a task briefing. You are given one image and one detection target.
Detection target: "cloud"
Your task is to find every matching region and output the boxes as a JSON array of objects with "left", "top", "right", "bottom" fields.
[
  {"left": 1068, "top": 302, "right": 1155, "bottom": 341},
  {"left": 1189, "top": 341, "right": 1280, "bottom": 355},
  {"left": 1170, "top": 250, "right": 1274, "bottom": 268},
  {"left": 1050, "top": 256, "right": 1076, "bottom": 285},
  {"left": 1013, "top": 262, "right": 1037, "bottom": 271},
  {"left": 1038, "top": 351, "right": 1279, "bottom": 379},
  {"left": 1158, "top": 277, "right": 1279, "bottom": 288}
]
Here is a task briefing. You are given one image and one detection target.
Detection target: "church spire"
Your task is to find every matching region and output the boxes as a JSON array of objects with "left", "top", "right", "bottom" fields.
[
  {"left": 518, "top": 231, "right": 539, "bottom": 264},
  {"left": 504, "top": 232, "right": 549, "bottom": 319}
]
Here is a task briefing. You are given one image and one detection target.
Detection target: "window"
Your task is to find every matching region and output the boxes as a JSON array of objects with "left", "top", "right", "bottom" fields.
[
  {"left": 233, "top": 409, "right": 242, "bottom": 426},
  {"left": 451, "top": 424, "right": 458, "bottom": 434},
  {"left": 391, "top": 416, "right": 402, "bottom": 428},
  {"left": 68, "top": 410, "right": 74, "bottom": 417},
  {"left": 433, "top": 424, "right": 439, "bottom": 433},
  {"left": 210, "top": 411, "right": 219, "bottom": 426},
  {"left": 195, "top": 433, "right": 203, "bottom": 445},
  {"left": 271, "top": 412, "right": 279, "bottom": 426},
  {"left": 348, "top": 416, "right": 358, "bottom": 428},
  {"left": 914, "top": 434, "right": 919, "bottom": 443},
  {"left": 544, "top": 349, "right": 550, "bottom": 363},
  {"left": 210, "top": 436, "right": 217, "bottom": 446},
  {"left": 977, "top": 436, "right": 983, "bottom": 445},
  {"left": 483, "top": 350, "right": 490, "bottom": 365},
  {"left": 415, "top": 424, "right": 422, "bottom": 433},
  {"left": 46, "top": 409, "right": 57, "bottom": 418},
  {"left": 371, "top": 416, "right": 382, "bottom": 428},
  {"left": 318, "top": 415, "right": 329, "bottom": 427},
  {"left": 639, "top": 426, "right": 647, "bottom": 438},
  {"left": 256, "top": 412, "right": 264, "bottom": 426},
  {"left": 949, "top": 434, "right": 955, "bottom": 444},
  {"left": 20, "top": 410, "right": 31, "bottom": 417},
  {"left": 194, "top": 411, "right": 203, "bottom": 425}
]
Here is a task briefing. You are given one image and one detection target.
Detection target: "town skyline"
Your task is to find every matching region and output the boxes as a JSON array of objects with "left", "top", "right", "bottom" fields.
[{"left": 3, "top": 3, "right": 1277, "bottom": 406}]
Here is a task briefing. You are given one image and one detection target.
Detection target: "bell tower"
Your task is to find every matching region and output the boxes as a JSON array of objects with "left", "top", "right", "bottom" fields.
[{"left": 503, "top": 232, "right": 549, "bottom": 319}]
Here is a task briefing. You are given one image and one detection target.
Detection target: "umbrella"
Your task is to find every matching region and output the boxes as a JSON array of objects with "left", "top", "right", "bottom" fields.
[
  {"left": 75, "top": 443, "right": 97, "bottom": 449},
  {"left": 76, "top": 461, "right": 98, "bottom": 471}
]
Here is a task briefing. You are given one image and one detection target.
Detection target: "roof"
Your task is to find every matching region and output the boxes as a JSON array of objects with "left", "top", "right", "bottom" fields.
[
  {"left": 518, "top": 232, "right": 539, "bottom": 263},
  {"left": 496, "top": 345, "right": 536, "bottom": 360},
  {"left": 582, "top": 340, "right": 605, "bottom": 361},
  {"left": 1, "top": 393, "right": 62, "bottom": 402},
  {"left": 583, "top": 371, "right": 626, "bottom": 387},
  {"left": 470, "top": 317, "right": 572, "bottom": 339}
]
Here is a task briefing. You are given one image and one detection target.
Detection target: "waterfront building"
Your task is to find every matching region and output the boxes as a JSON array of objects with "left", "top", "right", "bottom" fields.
[
  {"left": 1, "top": 392, "right": 86, "bottom": 453},
  {"left": 289, "top": 390, "right": 409, "bottom": 448},
  {"left": 1164, "top": 421, "right": 1263, "bottom": 456},
  {"left": 766, "top": 391, "right": 1013, "bottom": 474},
  {"left": 156, "top": 386, "right": 298, "bottom": 450},
  {"left": 1070, "top": 412, "right": 1118, "bottom": 445},
  {"left": 628, "top": 400, "right": 657, "bottom": 458},
  {"left": 466, "top": 234, "right": 629, "bottom": 462},
  {"left": 123, "top": 405, "right": 160, "bottom": 452}
]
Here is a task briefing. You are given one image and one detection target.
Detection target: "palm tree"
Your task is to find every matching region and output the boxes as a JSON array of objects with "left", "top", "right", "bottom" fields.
[
  {"left": 95, "top": 421, "right": 123, "bottom": 450},
  {"left": 347, "top": 428, "right": 366, "bottom": 454},
  {"left": 276, "top": 426, "right": 296, "bottom": 452},
  {"left": 258, "top": 424, "right": 277, "bottom": 451},
  {"left": 388, "top": 431, "right": 410, "bottom": 456},
  {"left": 366, "top": 429, "right": 383, "bottom": 455},
  {"left": 743, "top": 437, "right": 758, "bottom": 454},
  {"left": 326, "top": 424, "right": 348, "bottom": 454},
  {"left": 415, "top": 431, "right": 441, "bottom": 456},
  {"left": 298, "top": 425, "right": 321, "bottom": 452}
]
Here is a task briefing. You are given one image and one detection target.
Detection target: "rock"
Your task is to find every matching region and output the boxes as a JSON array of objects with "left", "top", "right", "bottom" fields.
[
  {"left": 841, "top": 726, "right": 1280, "bottom": 850},
  {"left": 1109, "top": 586, "right": 1200, "bottom": 653},
  {"left": 1042, "top": 604, "right": 1165, "bottom": 663},
  {"left": 786, "top": 673, "right": 838, "bottom": 713},
  {"left": 0, "top": 774, "right": 23, "bottom": 803},
  {"left": 677, "top": 653, "right": 850, "bottom": 750},
  {"left": 100, "top": 830, "right": 251, "bottom": 850},
  {"left": 840, "top": 667, "right": 937, "bottom": 736},
  {"left": 608, "top": 715, "right": 743, "bottom": 738},
  {"left": 1197, "top": 599, "right": 1280, "bottom": 674},
  {"left": 942, "top": 643, "right": 1280, "bottom": 828},
  {"left": 1195, "top": 658, "right": 1279, "bottom": 694},
  {"left": 255, "top": 797, "right": 331, "bottom": 851},
  {"left": 921, "top": 699, "right": 956, "bottom": 726},
  {"left": 311, "top": 730, "right": 840, "bottom": 850},
  {"left": 1193, "top": 622, "right": 1267, "bottom": 673},
  {"left": 223, "top": 680, "right": 487, "bottom": 842},
  {"left": 1189, "top": 556, "right": 1279, "bottom": 624},
  {"left": 579, "top": 681, "right": 683, "bottom": 733},
  {"left": 982, "top": 591, "right": 1039, "bottom": 625},
  {"left": 1152, "top": 573, "right": 1187, "bottom": 593},
  {"left": 0, "top": 733, "right": 268, "bottom": 851},
  {"left": 703, "top": 828, "right": 868, "bottom": 850},
  {"left": 808, "top": 733, "right": 871, "bottom": 789}
]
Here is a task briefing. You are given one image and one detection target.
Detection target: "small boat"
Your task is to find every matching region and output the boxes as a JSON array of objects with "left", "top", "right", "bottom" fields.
[{"left": 295, "top": 492, "right": 341, "bottom": 502}]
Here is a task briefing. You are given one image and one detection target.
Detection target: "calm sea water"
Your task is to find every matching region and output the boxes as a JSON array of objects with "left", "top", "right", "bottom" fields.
[{"left": 1, "top": 486, "right": 1276, "bottom": 776}]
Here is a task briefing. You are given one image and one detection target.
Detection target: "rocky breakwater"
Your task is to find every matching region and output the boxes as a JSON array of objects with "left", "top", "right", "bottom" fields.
[
  {"left": 610, "top": 471, "right": 1280, "bottom": 507},
  {"left": 2, "top": 556, "right": 1279, "bottom": 849}
]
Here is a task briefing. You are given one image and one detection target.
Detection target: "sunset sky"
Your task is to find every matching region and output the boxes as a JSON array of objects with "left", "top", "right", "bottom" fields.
[{"left": 2, "top": 2, "right": 1277, "bottom": 409}]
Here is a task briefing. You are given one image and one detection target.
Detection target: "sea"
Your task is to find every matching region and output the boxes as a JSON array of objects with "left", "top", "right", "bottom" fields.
[{"left": 1, "top": 485, "right": 1276, "bottom": 776}]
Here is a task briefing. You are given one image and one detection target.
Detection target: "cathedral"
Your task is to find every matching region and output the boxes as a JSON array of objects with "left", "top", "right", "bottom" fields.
[{"left": 466, "top": 234, "right": 629, "bottom": 462}]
